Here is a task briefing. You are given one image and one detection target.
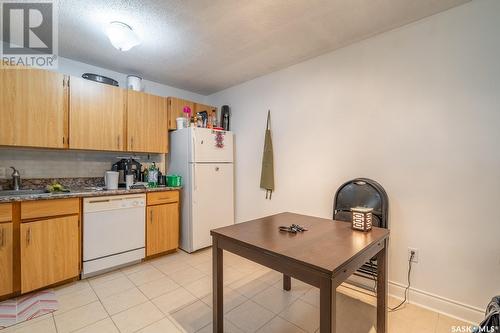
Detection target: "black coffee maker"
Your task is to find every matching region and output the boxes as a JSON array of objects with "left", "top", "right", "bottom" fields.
[{"left": 111, "top": 158, "right": 142, "bottom": 187}]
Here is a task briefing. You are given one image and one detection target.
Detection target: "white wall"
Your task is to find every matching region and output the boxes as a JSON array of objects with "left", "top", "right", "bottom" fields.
[
  {"left": 57, "top": 57, "right": 207, "bottom": 103},
  {"left": 208, "top": 0, "right": 500, "bottom": 322}
]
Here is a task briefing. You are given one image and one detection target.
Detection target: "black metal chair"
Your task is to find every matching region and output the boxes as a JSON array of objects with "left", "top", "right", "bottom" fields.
[{"left": 333, "top": 178, "right": 389, "bottom": 288}]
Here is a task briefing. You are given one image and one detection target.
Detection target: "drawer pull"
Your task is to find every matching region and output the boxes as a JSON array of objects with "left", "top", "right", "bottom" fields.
[
  {"left": 150, "top": 210, "right": 153, "bottom": 224},
  {"left": 0, "top": 227, "right": 3, "bottom": 247}
]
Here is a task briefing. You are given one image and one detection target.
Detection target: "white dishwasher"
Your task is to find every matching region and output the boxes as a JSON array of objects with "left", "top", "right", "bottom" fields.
[{"left": 82, "top": 194, "right": 146, "bottom": 278}]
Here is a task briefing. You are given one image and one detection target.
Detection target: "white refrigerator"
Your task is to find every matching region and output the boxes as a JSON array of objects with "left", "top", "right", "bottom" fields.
[{"left": 169, "top": 128, "right": 234, "bottom": 253}]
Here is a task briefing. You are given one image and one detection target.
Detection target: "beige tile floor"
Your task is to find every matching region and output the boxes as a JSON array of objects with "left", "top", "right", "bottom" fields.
[{"left": 2, "top": 248, "right": 472, "bottom": 333}]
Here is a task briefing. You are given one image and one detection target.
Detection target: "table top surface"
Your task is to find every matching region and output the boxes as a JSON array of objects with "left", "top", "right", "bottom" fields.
[{"left": 211, "top": 212, "right": 390, "bottom": 274}]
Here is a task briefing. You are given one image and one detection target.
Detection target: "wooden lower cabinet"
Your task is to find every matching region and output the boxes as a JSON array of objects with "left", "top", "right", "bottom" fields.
[
  {"left": 146, "top": 202, "right": 179, "bottom": 256},
  {"left": 20, "top": 215, "right": 79, "bottom": 293},
  {"left": 0, "top": 222, "right": 13, "bottom": 296}
]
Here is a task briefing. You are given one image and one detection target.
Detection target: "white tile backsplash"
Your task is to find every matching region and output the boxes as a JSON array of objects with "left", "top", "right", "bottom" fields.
[{"left": 0, "top": 148, "right": 165, "bottom": 179}]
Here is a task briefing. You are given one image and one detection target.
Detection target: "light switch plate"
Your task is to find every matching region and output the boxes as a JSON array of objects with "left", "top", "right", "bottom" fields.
[{"left": 0, "top": 167, "right": 6, "bottom": 179}]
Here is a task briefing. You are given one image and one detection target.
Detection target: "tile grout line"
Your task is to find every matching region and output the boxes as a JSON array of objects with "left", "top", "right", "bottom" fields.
[
  {"left": 129, "top": 272, "right": 172, "bottom": 333},
  {"left": 147, "top": 282, "right": 206, "bottom": 333},
  {"left": 51, "top": 313, "right": 59, "bottom": 333},
  {"left": 86, "top": 276, "right": 122, "bottom": 333},
  {"left": 276, "top": 297, "right": 311, "bottom": 332}
]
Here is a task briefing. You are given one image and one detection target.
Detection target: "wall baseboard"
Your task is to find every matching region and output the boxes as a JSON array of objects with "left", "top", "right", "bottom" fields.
[{"left": 389, "top": 280, "right": 485, "bottom": 325}]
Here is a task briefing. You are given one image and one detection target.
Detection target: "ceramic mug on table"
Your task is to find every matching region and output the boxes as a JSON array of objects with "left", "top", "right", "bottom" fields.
[{"left": 104, "top": 171, "right": 119, "bottom": 190}]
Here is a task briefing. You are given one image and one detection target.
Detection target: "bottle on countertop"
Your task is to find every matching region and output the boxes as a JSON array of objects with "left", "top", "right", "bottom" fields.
[
  {"left": 211, "top": 111, "right": 217, "bottom": 128},
  {"left": 147, "top": 162, "right": 159, "bottom": 188}
]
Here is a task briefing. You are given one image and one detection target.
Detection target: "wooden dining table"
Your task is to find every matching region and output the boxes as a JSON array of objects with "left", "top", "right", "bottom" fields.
[{"left": 210, "top": 212, "right": 390, "bottom": 333}]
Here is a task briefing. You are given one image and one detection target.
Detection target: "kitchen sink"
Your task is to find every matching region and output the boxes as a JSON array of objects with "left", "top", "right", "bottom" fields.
[{"left": 0, "top": 189, "right": 47, "bottom": 196}]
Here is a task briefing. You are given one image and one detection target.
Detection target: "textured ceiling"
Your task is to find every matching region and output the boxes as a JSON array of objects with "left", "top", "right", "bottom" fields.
[{"left": 58, "top": 0, "right": 470, "bottom": 95}]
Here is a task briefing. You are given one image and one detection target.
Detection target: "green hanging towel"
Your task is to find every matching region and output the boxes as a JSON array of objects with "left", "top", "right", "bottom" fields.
[{"left": 260, "top": 110, "right": 275, "bottom": 199}]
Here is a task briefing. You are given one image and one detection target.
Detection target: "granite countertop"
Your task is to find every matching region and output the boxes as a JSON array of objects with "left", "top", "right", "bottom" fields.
[{"left": 0, "top": 186, "right": 181, "bottom": 203}]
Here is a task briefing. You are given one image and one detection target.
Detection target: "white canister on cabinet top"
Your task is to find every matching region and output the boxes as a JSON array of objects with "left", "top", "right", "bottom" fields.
[
  {"left": 176, "top": 117, "right": 186, "bottom": 129},
  {"left": 127, "top": 75, "right": 143, "bottom": 91}
]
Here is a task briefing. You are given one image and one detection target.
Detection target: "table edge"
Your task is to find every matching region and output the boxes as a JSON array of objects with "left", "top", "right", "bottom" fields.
[{"left": 211, "top": 230, "right": 390, "bottom": 276}]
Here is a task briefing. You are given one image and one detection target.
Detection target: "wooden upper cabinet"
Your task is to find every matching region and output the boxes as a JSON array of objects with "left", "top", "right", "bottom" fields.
[
  {"left": 194, "top": 103, "right": 217, "bottom": 114},
  {"left": 69, "top": 77, "right": 126, "bottom": 151},
  {"left": 0, "top": 66, "right": 68, "bottom": 148},
  {"left": 167, "top": 97, "right": 194, "bottom": 130},
  {"left": 127, "top": 90, "right": 169, "bottom": 153}
]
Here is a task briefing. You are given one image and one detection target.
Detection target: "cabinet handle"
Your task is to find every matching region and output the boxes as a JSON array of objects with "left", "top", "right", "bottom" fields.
[
  {"left": 62, "top": 137, "right": 65, "bottom": 144},
  {"left": 26, "top": 227, "right": 31, "bottom": 245},
  {"left": 0, "top": 227, "right": 3, "bottom": 247},
  {"left": 131, "top": 137, "right": 134, "bottom": 150},
  {"left": 117, "top": 136, "right": 120, "bottom": 149},
  {"left": 150, "top": 210, "right": 153, "bottom": 224}
]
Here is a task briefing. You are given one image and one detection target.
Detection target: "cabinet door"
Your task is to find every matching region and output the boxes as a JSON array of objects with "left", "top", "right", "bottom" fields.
[
  {"left": 146, "top": 203, "right": 179, "bottom": 256},
  {"left": 167, "top": 97, "right": 194, "bottom": 130},
  {"left": 127, "top": 91, "right": 169, "bottom": 153},
  {"left": 0, "top": 66, "right": 68, "bottom": 148},
  {"left": 20, "top": 216, "right": 79, "bottom": 293},
  {"left": 0, "top": 222, "right": 13, "bottom": 296},
  {"left": 69, "top": 77, "right": 126, "bottom": 151},
  {"left": 194, "top": 103, "right": 217, "bottom": 114}
]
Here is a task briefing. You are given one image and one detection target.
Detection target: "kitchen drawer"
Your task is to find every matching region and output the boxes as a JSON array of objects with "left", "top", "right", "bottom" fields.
[
  {"left": 21, "top": 198, "right": 80, "bottom": 220},
  {"left": 0, "top": 203, "right": 12, "bottom": 223},
  {"left": 147, "top": 191, "right": 179, "bottom": 206}
]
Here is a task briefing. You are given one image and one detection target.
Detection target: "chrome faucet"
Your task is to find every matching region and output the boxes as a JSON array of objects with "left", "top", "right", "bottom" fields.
[{"left": 10, "top": 167, "right": 20, "bottom": 191}]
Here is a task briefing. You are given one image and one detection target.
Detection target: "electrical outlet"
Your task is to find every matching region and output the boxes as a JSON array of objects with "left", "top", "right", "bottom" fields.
[
  {"left": 408, "top": 248, "right": 419, "bottom": 263},
  {"left": 0, "top": 167, "right": 5, "bottom": 179}
]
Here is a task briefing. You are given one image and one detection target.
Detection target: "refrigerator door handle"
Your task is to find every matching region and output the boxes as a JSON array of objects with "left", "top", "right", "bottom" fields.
[
  {"left": 193, "top": 165, "right": 197, "bottom": 191},
  {"left": 192, "top": 134, "right": 196, "bottom": 163},
  {"left": 192, "top": 134, "right": 197, "bottom": 190}
]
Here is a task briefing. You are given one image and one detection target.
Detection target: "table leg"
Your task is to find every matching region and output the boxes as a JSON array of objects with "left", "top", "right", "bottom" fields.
[
  {"left": 213, "top": 238, "right": 223, "bottom": 333},
  {"left": 376, "top": 239, "right": 388, "bottom": 333},
  {"left": 319, "top": 278, "right": 336, "bottom": 333},
  {"left": 283, "top": 274, "right": 291, "bottom": 291}
]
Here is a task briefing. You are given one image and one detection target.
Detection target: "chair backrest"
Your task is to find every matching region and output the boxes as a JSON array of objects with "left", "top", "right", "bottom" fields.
[{"left": 333, "top": 178, "right": 389, "bottom": 229}]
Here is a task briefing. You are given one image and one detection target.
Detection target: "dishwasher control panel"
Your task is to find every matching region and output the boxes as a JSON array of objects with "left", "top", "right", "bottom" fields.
[{"left": 83, "top": 194, "right": 146, "bottom": 213}]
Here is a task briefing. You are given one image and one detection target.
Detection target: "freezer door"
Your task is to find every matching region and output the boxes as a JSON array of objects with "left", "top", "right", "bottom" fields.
[
  {"left": 191, "top": 163, "right": 234, "bottom": 251},
  {"left": 192, "top": 128, "right": 233, "bottom": 163}
]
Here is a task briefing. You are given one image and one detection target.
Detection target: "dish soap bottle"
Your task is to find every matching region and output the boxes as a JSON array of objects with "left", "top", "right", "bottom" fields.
[{"left": 147, "top": 163, "right": 158, "bottom": 188}]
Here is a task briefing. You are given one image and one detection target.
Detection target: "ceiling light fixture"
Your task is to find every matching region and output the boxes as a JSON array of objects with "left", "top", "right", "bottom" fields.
[{"left": 106, "top": 21, "right": 141, "bottom": 51}]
